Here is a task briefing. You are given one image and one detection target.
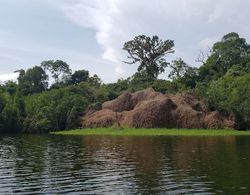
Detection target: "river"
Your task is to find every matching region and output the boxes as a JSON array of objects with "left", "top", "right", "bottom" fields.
[{"left": 0, "top": 134, "right": 250, "bottom": 194}]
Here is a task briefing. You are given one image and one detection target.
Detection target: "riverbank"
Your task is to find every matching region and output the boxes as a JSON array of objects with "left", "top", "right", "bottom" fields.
[{"left": 51, "top": 128, "right": 250, "bottom": 136}]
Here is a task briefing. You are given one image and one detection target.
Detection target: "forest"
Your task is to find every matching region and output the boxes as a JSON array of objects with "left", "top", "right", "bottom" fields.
[{"left": 0, "top": 32, "right": 249, "bottom": 133}]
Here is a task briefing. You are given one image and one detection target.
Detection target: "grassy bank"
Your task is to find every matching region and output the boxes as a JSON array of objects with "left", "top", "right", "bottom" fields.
[{"left": 51, "top": 128, "right": 250, "bottom": 136}]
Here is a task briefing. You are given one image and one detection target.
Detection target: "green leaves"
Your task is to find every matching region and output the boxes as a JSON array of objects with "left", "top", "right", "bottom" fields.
[
  {"left": 41, "top": 60, "right": 71, "bottom": 83},
  {"left": 199, "top": 32, "right": 250, "bottom": 83},
  {"left": 23, "top": 85, "right": 91, "bottom": 133},
  {"left": 169, "top": 58, "right": 188, "bottom": 80},
  {"left": 207, "top": 73, "right": 250, "bottom": 129},
  {"left": 70, "top": 70, "right": 89, "bottom": 85},
  {"left": 18, "top": 66, "right": 48, "bottom": 95},
  {"left": 123, "top": 35, "right": 174, "bottom": 80}
]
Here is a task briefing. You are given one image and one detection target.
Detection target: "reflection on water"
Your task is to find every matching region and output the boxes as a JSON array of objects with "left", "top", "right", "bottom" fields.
[{"left": 0, "top": 134, "right": 250, "bottom": 194}]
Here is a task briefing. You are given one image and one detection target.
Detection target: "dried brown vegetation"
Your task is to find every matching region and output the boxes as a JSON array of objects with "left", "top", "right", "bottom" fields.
[{"left": 83, "top": 89, "right": 235, "bottom": 129}]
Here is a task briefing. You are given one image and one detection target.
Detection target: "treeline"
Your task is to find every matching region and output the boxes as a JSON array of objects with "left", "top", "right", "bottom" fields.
[
  {"left": 0, "top": 32, "right": 249, "bottom": 133},
  {"left": 0, "top": 62, "right": 105, "bottom": 133}
]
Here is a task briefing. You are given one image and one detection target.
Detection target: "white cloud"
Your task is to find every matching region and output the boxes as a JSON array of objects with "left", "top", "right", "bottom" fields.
[
  {"left": 61, "top": 0, "right": 124, "bottom": 74},
  {"left": 1, "top": 0, "right": 250, "bottom": 83},
  {"left": 59, "top": 0, "right": 129, "bottom": 78},
  {"left": 199, "top": 36, "right": 220, "bottom": 50},
  {"left": 0, "top": 29, "right": 119, "bottom": 82},
  {"left": 0, "top": 72, "right": 19, "bottom": 83},
  {"left": 60, "top": 0, "right": 250, "bottom": 79}
]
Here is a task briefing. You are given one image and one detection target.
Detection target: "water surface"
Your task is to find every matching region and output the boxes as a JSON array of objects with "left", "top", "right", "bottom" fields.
[{"left": 0, "top": 134, "right": 250, "bottom": 194}]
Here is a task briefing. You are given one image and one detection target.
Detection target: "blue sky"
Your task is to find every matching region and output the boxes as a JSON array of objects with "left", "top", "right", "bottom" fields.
[{"left": 0, "top": 0, "right": 250, "bottom": 83}]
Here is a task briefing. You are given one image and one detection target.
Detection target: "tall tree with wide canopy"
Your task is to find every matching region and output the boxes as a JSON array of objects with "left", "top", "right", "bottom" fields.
[
  {"left": 41, "top": 60, "right": 72, "bottom": 83},
  {"left": 199, "top": 32, "right": 250, "bottom": 82},
  {"left": 123, "top": 35, "right": 174, "bottom": 80}
]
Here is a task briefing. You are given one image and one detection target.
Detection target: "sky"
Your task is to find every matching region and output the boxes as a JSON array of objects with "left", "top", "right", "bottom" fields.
[{"left": 0, "top": 0, "right": 250, "bottom": 83}]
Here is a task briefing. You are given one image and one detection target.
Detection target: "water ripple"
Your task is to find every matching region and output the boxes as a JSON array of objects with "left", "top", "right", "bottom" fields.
[{"left": 0, "top": 135, "right": 250, "bottom": 194}]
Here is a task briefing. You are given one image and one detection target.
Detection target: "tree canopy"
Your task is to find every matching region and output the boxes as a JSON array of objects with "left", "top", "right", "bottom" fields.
[
  {"left": 70, "top": 70, "right": 89, "bottom": 85},
  {"left": 41, "top": 60, "right": 71, "bottom": 83},
  {"left": 17, "top": 66, "right": 48, "bottom": 95},
  {"left": 168, "top": 58, "right": 189, "bottom": 80},
  {"left": 199, "top": 32, "right": 250, "bottom": 83},
  {"left": 123, "top": 35, "right": 174, "bottom": 80}
]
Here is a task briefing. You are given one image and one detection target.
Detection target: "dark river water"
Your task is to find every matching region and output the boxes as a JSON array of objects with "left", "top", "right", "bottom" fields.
[{"left": 0, "top": 134, "right": 250, "bottom": 194}]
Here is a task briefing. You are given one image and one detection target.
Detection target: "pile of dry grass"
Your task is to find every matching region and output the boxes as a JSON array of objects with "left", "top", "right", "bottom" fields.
[
  {"left": 121, "top": 96, "right": 177, "bottom": 128},
  {"left": 83, "top": 109, "right": 117, "bottom": 128},
  {"left": 171, "top": 93, "right": 206, "bottom": 128},
  {"left": 83, "top": 89, "right": 235, "bottom": 129},
  {"left": 130, "top": 88, "right": 164, "bottom": 107},
  {"left": 102, "top": 91, "right": 133, "bottom": 112},
  {"left": 204, "top": 111, "right": 235, "bottom": 129}
]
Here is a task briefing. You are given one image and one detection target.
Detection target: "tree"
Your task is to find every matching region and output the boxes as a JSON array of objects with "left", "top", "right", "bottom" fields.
[
  {"left": 199, "top": 32, "right": 250, "bottom": 83},
  {"left": 0, "top": 92, "right": 6, "bottom": 132},
  {"left": 87, "top": 74, "right": 102, "bottom": 86},
  {"left": 1, "top": 103, "right": 19, "bottom": 132},
  {"left": 152, "top": 79, "right": 178, "bottom": 94},
  {"left": 129, "top": 71, "right": 154, "bottom": 90},
  {"left": 23, "top": 85, "right": 89, "bottom": 133},
  {"left": 168, "top": 58, "right": 188, "bottom": 80},
  {"left": 207, "top": 73, "right": 250, "bottom": 130},
  {"left": 70, "top": 70, "right": 89, "bottom": 85},
  {"left": 41, "top": 60, "right": 71, "bottom": 83},
  {"left": 17, "top": 66, "right": 48, "bottom": 95},
  {"left": 4, "top": 81, "right": 17, "bottom": 96},
  {"left": 123, "top": 35, "right": 174, "bottom": 80},
  {"left": 168, "top": 58, "right": 198, "bottom": 89},
  {"left": 180, "top": 66, "right": 199, "bottom": 89}
]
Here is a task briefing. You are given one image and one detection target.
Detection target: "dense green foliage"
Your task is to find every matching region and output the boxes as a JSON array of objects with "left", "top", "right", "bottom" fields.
[
  {"left": 199, "top": 32, "right": 250, "bottom": 129},
  {"left": 0, "top": 32, "right": 249, "bottom": 133},
  {"left": 199, "top": 32, "right": 250, "bottom": 83},
  {"left": 17, "top": 66, "right": 48, "bottom": 95},
  {"left": 207, "top": 73, "right": 250, "bottom": 129},
  {"left": 23, "top": 86, "right": 87, "bottom": 133}
]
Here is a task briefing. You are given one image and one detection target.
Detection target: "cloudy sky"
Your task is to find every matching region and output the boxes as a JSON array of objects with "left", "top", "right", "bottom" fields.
[{"left": 0, "top": 0, "right": 249, "bottom": 83}]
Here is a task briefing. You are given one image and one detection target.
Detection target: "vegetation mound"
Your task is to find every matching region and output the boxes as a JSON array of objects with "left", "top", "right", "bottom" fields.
[{"left": 83, "top": 89, "right": 235, "bottom": 129}]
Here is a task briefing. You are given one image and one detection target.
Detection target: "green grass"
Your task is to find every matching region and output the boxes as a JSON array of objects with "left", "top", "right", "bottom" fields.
[{"left": 51, "top": 128, "right": 250, "bottom": 136}]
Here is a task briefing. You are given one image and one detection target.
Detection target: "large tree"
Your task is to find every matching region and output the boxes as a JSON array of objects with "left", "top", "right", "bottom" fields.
[
  {"left": 70, "top": 70, "right": 89, "bottom": 85},
  {"left": 17, "top": 66, "right": 48, "bottom": 95},
  {"left": 168, "top": 58, "right": 188, "bottom": 80},
  {"left": 168, "top": 58, "right": 198, "bottom": 89},
  {"left": 87, "top": 74, "right": 102, "bottom": 86},
  {"left": 123, "top": 35, "right": 174, "bottom": 80},
  {"left": 207, "top": 73, "right": 250, "bottom": 130},
  {"left": 41, "top": 60, "right": 71, "bottom": 83},
  {"left": 199, "top": 32, "right": 250, "bottom": 82}
]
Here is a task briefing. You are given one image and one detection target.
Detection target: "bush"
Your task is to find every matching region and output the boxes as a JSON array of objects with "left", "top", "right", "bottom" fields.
[{"left": 207, "top": 73, "right": 250, "bottom": 129}]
